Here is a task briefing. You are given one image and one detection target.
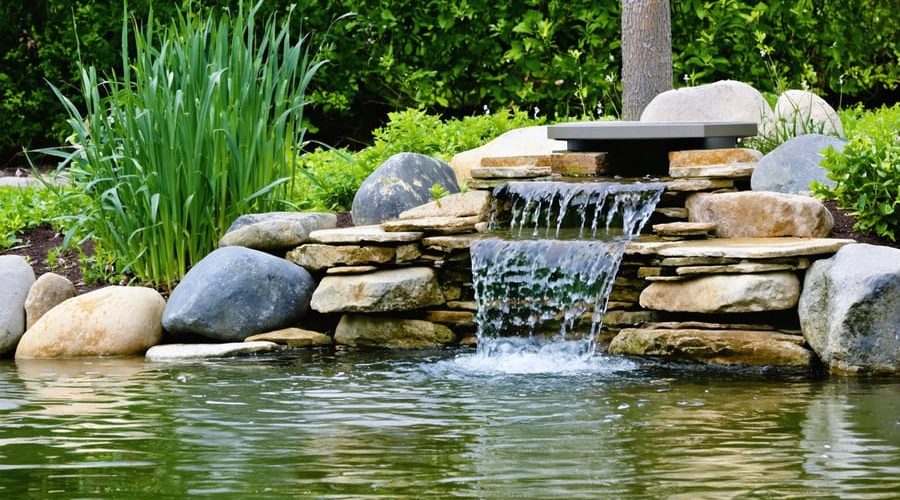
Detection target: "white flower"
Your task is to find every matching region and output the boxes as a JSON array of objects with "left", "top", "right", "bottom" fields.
[
  {"left": 533, "top": 106, "right": 540, "bottom": 118},
  {"left": 483, "top": 105, "right": 491, "bottom": 115}
]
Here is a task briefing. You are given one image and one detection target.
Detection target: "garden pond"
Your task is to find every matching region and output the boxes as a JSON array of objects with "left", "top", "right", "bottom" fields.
[{"left": 1, "top": 349, "right": 898, "bottom": 498}]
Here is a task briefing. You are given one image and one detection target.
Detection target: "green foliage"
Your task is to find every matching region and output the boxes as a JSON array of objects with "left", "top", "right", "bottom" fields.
[
  {"left": 430, "top": 183, "right": 450, "bottom": 202},
  {"left": 813, "top": 104, "right": 900, "bottom": 240},
  {"left": 43, "top": 3, "right": 322, "bottom": 287},
  {"left": 294, "top": 108, "right": 541, "bottom": 211},
  {"left": 0, "top": 185, "right": 86, "bottom": 249},
  {"left": 3, "top": 0, "right": 897, "bottom": 161}
]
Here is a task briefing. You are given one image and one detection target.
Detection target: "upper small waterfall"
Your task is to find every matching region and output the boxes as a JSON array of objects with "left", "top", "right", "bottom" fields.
[{"left": 469, "top": 181, "right": 665, "bottom": 363}]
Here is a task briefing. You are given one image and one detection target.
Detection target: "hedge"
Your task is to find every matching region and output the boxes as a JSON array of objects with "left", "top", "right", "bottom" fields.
[{"left": 2, "top": 0, "right": 897, "bottom": 161}]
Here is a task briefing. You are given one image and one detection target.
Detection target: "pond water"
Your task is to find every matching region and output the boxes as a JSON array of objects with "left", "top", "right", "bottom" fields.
[{"left": 1, "top": 350, "right": 898, "bottom": 498}]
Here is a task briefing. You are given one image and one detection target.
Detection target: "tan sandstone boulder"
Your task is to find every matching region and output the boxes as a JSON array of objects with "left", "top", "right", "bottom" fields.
[{"left": 16, "top": 286, "right": 165, "bottom": 359}]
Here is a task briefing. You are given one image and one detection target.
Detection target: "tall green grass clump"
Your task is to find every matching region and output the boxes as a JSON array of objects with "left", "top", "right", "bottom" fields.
[{"left": 44, "top": 2, "right": 322, "bottom": 287}]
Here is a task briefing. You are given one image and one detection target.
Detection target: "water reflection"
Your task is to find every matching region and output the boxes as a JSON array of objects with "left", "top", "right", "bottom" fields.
[{"left": 0, "top": 353, "right": 896, "bottom": 498}]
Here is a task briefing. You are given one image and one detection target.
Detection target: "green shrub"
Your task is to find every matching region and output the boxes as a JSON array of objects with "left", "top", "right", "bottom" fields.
[
  {"left": 813, "top": 104, "right": 900, "bottom": 240},
  {"left": 294, "top": 108, "right": 542, "bottom": 211},
  {"left": 0, "top": 185, "right": 87, "bottom": 249},
  {"left": 4, "top": 0, "right": 897, "bottom": 161},
  {"left": 43, "top": 3, "right": 322, "bottom": 287}
]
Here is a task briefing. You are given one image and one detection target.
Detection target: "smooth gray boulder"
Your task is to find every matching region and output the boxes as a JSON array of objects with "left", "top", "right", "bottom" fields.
[
  {"left": 751, "top": 134, "right": 846, "bottom": 194},
  {"left": 219, "top": 212, "right": 336, "bottom": 250},
  {"left": 0, "top": 256, "right": 35, "bottom": 354},
  {"left": 351, "top": 153, "right": 460, "bottom": 226},
  {"left": 163, "top": 247, "right": 316, "bottom": 341},
  {"left": 799, "top": 244, "right": 900, "bottom": 374}
]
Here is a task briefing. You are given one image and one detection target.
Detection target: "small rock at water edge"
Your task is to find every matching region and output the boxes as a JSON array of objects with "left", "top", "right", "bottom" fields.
[
  {"left": 146, "top": 342, "right": 280, "bottom": 361},
  {"left": 24, "top": 272, "right": 76, "bottom": 330},
  {"left": 334, "top": 315, "right": 455, "bottom": 349}
]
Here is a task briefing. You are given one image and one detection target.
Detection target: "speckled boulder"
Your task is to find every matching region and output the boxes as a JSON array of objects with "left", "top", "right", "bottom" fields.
[
  {"left": 640, "top": 80, "right": 775, "bottom": 133},
  {"left": 162, "top": 247, "right": 316, "bottom": 341},
  {"left": 799, "top": 244, "right": 900, "bottom": 374},
  {"left": 351, "top": 153, "right": 460, "bottom": 226}
]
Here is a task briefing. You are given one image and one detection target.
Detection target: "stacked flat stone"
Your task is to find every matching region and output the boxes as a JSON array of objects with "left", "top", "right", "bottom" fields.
[
  {"left": 288, "top": 191, "right": 494, "bottom": 348},
  {"left": 467, "top": 153, "right": 608, "bottom": 190},
  {"left": 653, "top": 148, "right": 761, "bottom": 221}
]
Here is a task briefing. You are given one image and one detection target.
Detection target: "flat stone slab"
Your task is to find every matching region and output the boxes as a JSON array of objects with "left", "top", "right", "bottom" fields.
[
  {"left": 470, "top": 166, "right": 552, "bottom": 179},
  {"left": 640, "top": 272, "right": 800, "bottom": 313},
  {"left": 665, "top": 178, "right": 734, "bottom": 192},
  {"left": 381, "top": 216, "right": 481, "bottom": 234},
  {"left": 219, "top": 212, "right": 336, "bottom": 250},
  {"left": 625, "top": 238, "right": 854, "bottom": 259},
  {"left": 310, "top": 267, "right": 445, "bottom": 313},
  {"left": 244, "top": 328, "right": 332, "bottom": 347},
  {"left": 548, "top": 121, "right": 758, "bottom": 141},
  {"left": 309, "top": 225, "right": 423, "bottom": 244},
  {"left": 422, "top": 234, "right": 486, "bottom": 251},
  {"left": 609, "top": 328, "right": 812, "bottom": 367},
  {"left": 652, "top": 222, "right": 716, "bottom": 237},
  {"left": 145, "top": 341, "right": 280, "bottom": 361},
  {"left": 325, "top": 265, "right": 380, "bottom": 275},
  {"left": 670, "top": 164, "right": 755, "bottom": 179},
  {"left": 399, "top": 191, "right": 490, "bottom": 220},
  {"left": 675, "top": 260, "right": 810, "bottom": 276},
  {"left": 287, "top": 244, "right": 395, "bottom": 271},
  {"left": 480, "top": 155, "right": 552, "bottom": 167}
]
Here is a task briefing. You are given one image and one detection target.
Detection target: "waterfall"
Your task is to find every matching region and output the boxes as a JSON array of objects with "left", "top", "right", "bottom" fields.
[{"left": 469, "top": 182, "right": 665, "bottom": 364}]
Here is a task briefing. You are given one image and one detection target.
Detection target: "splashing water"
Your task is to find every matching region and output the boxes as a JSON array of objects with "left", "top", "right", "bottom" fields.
[{"left": 458, "top": 181, "right": 665, "bottom": 373}]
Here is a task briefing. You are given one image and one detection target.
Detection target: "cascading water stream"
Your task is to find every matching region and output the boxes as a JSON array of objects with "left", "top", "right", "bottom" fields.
[{"left": 458, "top": 181, "right": 665, "bottom": 373}]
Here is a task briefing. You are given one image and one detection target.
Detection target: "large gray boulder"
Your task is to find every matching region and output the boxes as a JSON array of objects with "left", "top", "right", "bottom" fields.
[
  {"left": 799, "top": 244, "right": 900, "bottom": 374},
  {"left": 351, "top": 153, "right": 460, "bottom": 226},
  {"left": 0, "top": 256, "right": 35, "bottom": 354},
  {"left": 219, "top": 212, "right": 336, "bottom": 250},
  {"left": 640, "top": 80, "right": 775, "bottom": 133},
  {"left": 163, "top": 247, "right": 316, "bottom": 341},
  {"left": 774, "top": 90, "right": 844, "bottom": 138},
  {"left": 751, "top": 134, "right": 846, "bottom": 194}
]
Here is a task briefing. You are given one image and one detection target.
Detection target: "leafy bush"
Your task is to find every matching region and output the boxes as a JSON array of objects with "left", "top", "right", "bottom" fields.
[
  {"left": 813, "top": 104, "right": 900, "bottom": 240},
  {"left": 293, "top": 108, "right": 542, "bottom": 211},
  {"left": 3, "top": 0, "right": 897, "bottom": 161},
  {"left": 0, "top": 185, "right": 86, "bottom": 249},
  {"left": 43, "top": 3, "right": 321, "bottom": 287}
]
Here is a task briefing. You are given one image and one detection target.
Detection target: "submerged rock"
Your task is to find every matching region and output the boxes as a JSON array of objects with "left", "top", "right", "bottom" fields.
[
  {"left": 163, "top": 247, "right": 316, "bottom": 341},
  {"left": 146, "top": 341, "right": 280, "bottom": 361},
  {"left": 16, "top": 286, "right": 164, "bottom": 359},
  {"left": 24, "top": 272, "right": 76, "bottom": 330},
  {"left": 609, "top": 328, "right": 812, "bottom": 367},
  {"left": 0, "top": 256, "right": 35, "bottom": 354},
  {"left": 219, "top": 212, "right": 336, "bottom": 250},
  {"left": 639, "top": 272, "right": 801, "bottom": 313},
  {"left": 750, "top": 134, "right": 846, "bottom": 194},
  {"left": 310, "top": 267, "right": 445, "bottom": 313},
  {"left": 244, "top": 328, "right": 332, "bottom": 347},
  {"left": 686, "top": 191, "right": 833, "bottom": 238},
  {"left": 799, "top": 244, "right": 900, "bottom": 374},
  {"left": 351, "top": 153, "right": 459, "bottom": 226},
  {"left": 334, "top": 315, "right": 455, "bottom": 349},
  {"left": 640, "top": 80, "right": 775, "bottom": 133}
]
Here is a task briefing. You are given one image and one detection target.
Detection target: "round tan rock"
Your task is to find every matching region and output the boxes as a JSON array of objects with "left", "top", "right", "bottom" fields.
[
  {"left": 24, "top": 272, "right": 76, "bottom": 330},
  {"left": 16, "top": 286, "right": 165, "bottom": 359},
  {"left": 334, "top": 315, "right": 455, "bottom": 349}
]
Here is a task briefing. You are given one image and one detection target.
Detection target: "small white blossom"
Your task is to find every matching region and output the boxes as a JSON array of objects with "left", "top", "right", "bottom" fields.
[{"left": 483, "top": 105, "right": 491, "bottom": 115}]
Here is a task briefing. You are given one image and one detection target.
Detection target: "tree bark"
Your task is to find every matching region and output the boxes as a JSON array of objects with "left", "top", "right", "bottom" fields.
[{"left": 621, "top": 0, "right": 673, "bottom": 120}]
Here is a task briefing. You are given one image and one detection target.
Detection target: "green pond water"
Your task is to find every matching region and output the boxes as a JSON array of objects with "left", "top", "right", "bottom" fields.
[{"left": 1, "top": 350, "right": 898, "bottom": 498}]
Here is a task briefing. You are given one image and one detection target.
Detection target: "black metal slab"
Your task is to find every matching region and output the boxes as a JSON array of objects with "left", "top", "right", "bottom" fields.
[{"left": 547, "top": 121, "right": 758, "bottom": 175}]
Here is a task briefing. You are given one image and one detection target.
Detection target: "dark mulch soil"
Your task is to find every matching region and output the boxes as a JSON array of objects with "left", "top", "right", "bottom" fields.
[
  {"left": 0, "top": 225, "right": 103, "bottom": 295},
  {"left": 822, "top": 200, "right": 898, "bottom": 248}
]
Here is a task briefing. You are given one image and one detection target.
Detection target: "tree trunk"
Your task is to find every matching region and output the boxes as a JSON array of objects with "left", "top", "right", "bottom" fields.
[{"left": 621, "top": 0, "right": 673, "bottom": 120}]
